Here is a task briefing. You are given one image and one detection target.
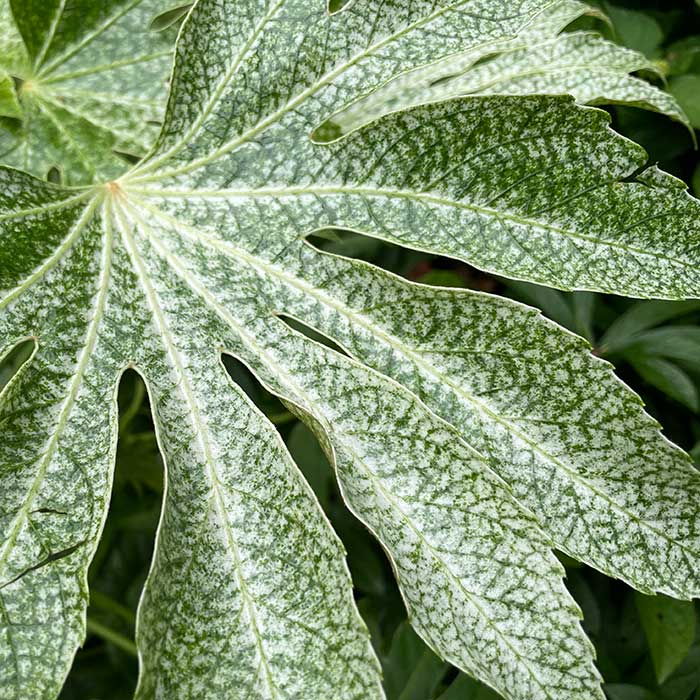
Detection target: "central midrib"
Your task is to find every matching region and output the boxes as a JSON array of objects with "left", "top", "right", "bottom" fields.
[{"left": 125, "top": 184, "right": 694, "bottom": 273}]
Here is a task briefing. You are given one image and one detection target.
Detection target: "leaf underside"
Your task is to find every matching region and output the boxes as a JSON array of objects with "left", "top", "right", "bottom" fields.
[{"left": 1, "top": 2, "right": 700, "bottom": 700}]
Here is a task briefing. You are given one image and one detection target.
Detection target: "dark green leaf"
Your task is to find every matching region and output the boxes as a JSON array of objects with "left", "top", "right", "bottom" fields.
[
  {"left": 636, "top": 594, "right": 696, "bottom": 684},
  {"left": 629, "top": 356, "right": 699, "bottom": 412}
]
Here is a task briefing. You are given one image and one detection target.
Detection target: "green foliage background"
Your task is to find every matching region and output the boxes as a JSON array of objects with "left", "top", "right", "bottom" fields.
[{"left": 2, "top": 1, "right": 700, "bottom": 698}]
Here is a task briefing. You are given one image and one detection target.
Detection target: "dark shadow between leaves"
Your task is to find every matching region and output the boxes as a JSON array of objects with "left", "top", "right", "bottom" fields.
[
  {"left": 305, "top": 227, "right": 500, "bottom": 292},
  {"left": 59, "top": 369, "right": 161, "bottom": 700}
]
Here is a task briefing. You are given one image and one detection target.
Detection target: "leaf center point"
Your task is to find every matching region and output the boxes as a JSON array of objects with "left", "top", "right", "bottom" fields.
[{"left": 105, "top": 181, "right": 125, "bottom": 200}]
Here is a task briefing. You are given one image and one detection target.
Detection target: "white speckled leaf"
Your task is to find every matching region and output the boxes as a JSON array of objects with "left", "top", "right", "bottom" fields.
[
  {"left": 0, "top": 177, "right": 383, "bottom": 700},
  {"left": 0, "top": 0, "right": 179, "bottom": 184},
  {"left": 0, "top": 1, "right": 25, "bottom": 76},
  {"left": 322, "top": 0, "right": 689, "bottom": 137},
  {"left": 115, "top": 192, "right": 602, "bottom": 700},
  {"left": 243, "top": 246, "right": 700, "bottom": 598},
  {"left": 2, "top": 1, "right": 700, "bottom": 699}
]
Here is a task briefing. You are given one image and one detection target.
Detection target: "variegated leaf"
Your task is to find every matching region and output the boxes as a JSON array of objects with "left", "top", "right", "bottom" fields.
[
  {"left": 0, "top": 0, "right": 180, "bottom": 184},
  {"left": 2, "top": 1, "right": 700, "bottom": 700},
  {"left": 320, "top": 0, "right": 688, "bottom": 138}
]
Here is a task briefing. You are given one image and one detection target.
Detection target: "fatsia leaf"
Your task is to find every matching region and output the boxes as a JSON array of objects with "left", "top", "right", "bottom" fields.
[
  {"left": 229, "top": 247, "right": 700, "bottom": 598},
  {"left": 0, "top": 1, "right": 25, "bottom": 77},
  {"left": 0, "top": 177, "right": 383, "bottom": 700},
  {"left": 2, "top": 1, "right": 700, "bottom": 699},
  {"left": 317, "top": 0, "right": 689, "bottom": 139},
  {"left": 0, "top": 0, "right": 180, "bottom": 184}
]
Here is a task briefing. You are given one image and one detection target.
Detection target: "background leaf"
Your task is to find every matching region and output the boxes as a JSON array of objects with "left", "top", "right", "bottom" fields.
[
  {"left": 635, "top": 594, "right": 697, "bottom": 684},
  {"left": 0, "top": 0, "right": 181, "bottom": 184}
]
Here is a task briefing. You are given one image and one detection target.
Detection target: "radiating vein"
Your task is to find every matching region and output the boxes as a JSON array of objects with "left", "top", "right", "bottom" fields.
[
  {"left": 127, "top": 192, "right": 700, "bottom": 569},
  {"left": 0, "top": 194, "right": 100, "bottom": 310},
  {"left": 114, "top": 199, "right": 283, "bottom": 698},
  {"left": 0, "top": 194, "right": 110, "bottom": 585}
]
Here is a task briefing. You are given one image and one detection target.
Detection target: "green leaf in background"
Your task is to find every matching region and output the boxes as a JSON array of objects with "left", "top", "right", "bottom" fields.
[
  {"left": 598, "top": 303, "right": 700, "bottom": 412},
  {"left": 622, "top": 326, "right": 700, "bottom": 373},
  {"left": 669, "top": 75, "right": 700, "bottom": 129},
  {"left": 666, "top": 35, "right": 700, "bottom": 76},
  {"left": 0, "top": 0, "right": 181, "bottom": 184},
  {"left": 382, "top": 623, "right": 448, "bottom": 700},
  {"left": 636, "top": 594, "right": 697, "bottom": 685},
  {"left": 437, "top": 674, "right": 502, "bottom": 700},
  {"left": 629, "top": 355, "right": 699, "bottom": 412},
  {"left": 605, "top": 685, "right": 657, "bottom": 700},
  {"left": 599, "top": 301, "right": 700, "bottom": 355},
  {"left": 601, "top": 3, "right": 664, "bottom": 57},
  {"left": 658, "top": 646, "right": 700, "bottom": 700}
]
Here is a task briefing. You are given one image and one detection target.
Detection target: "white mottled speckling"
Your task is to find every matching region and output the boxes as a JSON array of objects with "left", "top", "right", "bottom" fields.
[
  {"left": 325, "top": 0, "right": 688, "bottom": 136},
  {"left": 0, "top": 0, "right": 179, "bottom": 184},
  {"left": 2, "top": 1, "right": 700, "bottom": 700}
]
